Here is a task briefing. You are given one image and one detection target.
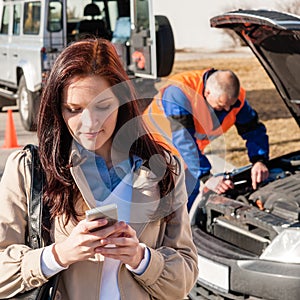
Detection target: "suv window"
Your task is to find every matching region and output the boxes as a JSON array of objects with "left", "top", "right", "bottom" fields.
[
  {"left": 48, "top": 1, "right": 63, "bottom": 32},
  {"left": 13, "top": 4, "right": 21, "bottom": 35},
  {"left": 136, "top": 0, "right": 149, "bottom": 30},
  {"left": 1, "top": 5, "right": 10, "bottom": 34},
  {"left": 23, "top": 1, "right": 41, "bottom": 34}
]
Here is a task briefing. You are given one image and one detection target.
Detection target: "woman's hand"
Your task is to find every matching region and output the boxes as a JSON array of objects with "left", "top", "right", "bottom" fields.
[
  {"left": 53, "top": 219, "right": 144, "bottom": 269},
  {"left": 52, "top": 218, "right": 113, "bottom": 267},
  {"left": 95, "top": 221, "right": 145, "bottom": 269}
]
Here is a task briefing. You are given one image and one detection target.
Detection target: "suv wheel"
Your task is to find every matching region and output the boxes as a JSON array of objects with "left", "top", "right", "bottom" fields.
[{"left": 18, "top": 76, "right": 39, "bottom": 131}]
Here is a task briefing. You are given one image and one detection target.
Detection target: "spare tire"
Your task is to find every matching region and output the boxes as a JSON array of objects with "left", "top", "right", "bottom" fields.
[{"left": 155, "top": 15, "right": 175, "bottom": 77}]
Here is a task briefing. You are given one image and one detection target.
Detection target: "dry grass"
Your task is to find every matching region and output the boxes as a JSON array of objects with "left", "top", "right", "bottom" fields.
[{"left": 171, "top": 56, "right": 300, "bottom": 167}]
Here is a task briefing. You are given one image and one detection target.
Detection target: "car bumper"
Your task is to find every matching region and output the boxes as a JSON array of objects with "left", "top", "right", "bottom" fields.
[{"left": 191, "top": 227, "right": 300, "bottom": 300}]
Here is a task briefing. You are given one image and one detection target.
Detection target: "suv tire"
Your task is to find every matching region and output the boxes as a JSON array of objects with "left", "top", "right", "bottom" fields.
[
  {"left": 155, "top": 15, "right": 175, "bottom": 77},
  {"left": 18, "top": 75, "right": 39, "bottom": 131}
]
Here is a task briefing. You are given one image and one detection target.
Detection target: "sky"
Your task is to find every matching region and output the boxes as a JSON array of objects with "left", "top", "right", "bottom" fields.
[{"left": 152, "top": 0, "right": 293, "bottom": 50}]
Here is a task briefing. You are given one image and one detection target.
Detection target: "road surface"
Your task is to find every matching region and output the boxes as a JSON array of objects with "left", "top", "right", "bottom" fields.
[{"left": 0, "top": 109, "right": 37, "bottom": 178}]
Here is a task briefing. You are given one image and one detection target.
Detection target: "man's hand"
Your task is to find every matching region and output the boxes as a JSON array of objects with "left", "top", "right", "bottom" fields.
[
  {"left": 251, "top": 161, "right": 269, "bottom": 190},
  {"left": 205, "top": 175, "right": 234, "bottom": 194}
]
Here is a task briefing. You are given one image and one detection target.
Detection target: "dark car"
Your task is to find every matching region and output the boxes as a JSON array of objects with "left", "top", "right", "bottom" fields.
[{"left": 189, "top": 9, "right": 300, "bottom": 300}]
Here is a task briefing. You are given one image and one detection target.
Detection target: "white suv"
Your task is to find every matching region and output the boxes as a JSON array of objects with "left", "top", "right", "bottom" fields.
[{"left": 0, "top": 0, "right": 175, "bottom": 131}]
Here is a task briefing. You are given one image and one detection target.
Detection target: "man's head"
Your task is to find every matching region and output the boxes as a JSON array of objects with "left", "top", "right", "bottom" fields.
[{"left": 204, "top": 70, "right": 240, "bottom": 111}]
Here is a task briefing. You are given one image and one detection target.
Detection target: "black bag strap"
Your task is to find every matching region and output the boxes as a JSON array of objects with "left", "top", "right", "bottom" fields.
[{"left": 24, "top": 144, "right": 45, "bottom": 249}]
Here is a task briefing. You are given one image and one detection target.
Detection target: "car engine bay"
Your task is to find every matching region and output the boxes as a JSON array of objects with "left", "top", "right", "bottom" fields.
[{"left": 196, "top": 150, "right": 300, "bottom": 257}]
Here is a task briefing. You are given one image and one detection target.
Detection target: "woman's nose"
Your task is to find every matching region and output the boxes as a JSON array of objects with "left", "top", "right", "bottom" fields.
[{"left": 81, "top": 108, "right": 98, "bottom": 127}]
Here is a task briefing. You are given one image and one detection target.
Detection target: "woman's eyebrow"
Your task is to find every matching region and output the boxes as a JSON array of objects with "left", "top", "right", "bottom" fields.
[
  {"left": 61, "top": 102, "right": 76, "bottom": 106},
  {"left": 62, "top": 96, "right": 114, "bottom": 106},
  {"left": 93, "top": 95, "right": 114, "bottom": 104}
]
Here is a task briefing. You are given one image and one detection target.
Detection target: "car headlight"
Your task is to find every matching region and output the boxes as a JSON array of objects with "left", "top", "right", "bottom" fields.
[{"left": 260, "top": 228, "right": 300, "bottom": 263}]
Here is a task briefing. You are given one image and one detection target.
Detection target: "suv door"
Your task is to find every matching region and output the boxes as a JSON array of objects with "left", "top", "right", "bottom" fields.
[
  {"left": 130, "top": 0, "right": 175, "bottom": 79},
  {"left": 0, "top": 3, "right": 11, "bottom": 84},
  {"left": 9, "top": 2, "right": 22, "bottom": 86},
  {"left": 130, "top": 0, "right": 156, "bottom": 78}
]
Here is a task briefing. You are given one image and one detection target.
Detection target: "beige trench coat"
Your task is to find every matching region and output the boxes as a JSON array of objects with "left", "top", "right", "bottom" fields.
[{"left": 0, "top": 147, "right": 198, "bottom": 300}]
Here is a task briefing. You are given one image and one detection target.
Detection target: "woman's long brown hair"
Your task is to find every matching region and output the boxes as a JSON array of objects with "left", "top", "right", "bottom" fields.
[{"left": 37, "top": 38, "right": 176, "bottom": 222}]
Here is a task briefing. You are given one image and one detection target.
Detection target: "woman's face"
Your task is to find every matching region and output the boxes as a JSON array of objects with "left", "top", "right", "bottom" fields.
[{"left": 62, "top": 75, "right": 119, "bottom": 157}]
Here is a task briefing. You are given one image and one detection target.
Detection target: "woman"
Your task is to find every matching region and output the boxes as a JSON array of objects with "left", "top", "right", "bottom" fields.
[{"left": 0, "top": 38, "right": 198, "bottom": 299}]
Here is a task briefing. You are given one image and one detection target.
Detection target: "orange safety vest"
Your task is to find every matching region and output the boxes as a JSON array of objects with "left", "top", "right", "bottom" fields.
[{"left": 143, "top": 69, "right": 246, "bottom": 154}]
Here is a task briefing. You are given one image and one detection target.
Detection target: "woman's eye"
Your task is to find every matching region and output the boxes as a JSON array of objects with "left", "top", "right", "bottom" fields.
[
  {"left": 96, "top": 105, "right": 111, "bottom": 111},
  {"left": 67, "top": 107, "right": 82, "bottom": 113}
]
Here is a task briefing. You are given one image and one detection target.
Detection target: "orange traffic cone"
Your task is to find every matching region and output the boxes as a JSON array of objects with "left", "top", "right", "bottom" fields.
[{"left": 2, "top": 109, "right": 20, "bottom": 149}]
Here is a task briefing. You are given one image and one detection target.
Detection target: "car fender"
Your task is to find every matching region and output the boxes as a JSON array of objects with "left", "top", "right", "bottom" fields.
[{"left": 17, "top": 60, "right": 41, "bottom": 93}]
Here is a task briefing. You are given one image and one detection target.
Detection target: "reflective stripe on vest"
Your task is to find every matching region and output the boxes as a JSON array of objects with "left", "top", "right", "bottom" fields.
[{"left": 143, "top": 97, "right": 179, "bottom": 155}]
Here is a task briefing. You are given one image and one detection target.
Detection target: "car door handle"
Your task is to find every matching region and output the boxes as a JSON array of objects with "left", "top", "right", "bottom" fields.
[
  {"left": 13, "top": 54, "right": 18, "bottom": 58},
  {"left": 2, "top": 52, "right": 7, "bottom": 56}
]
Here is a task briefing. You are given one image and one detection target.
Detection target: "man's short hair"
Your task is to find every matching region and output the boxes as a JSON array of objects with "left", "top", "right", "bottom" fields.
[{"left": 206, "top": 70, "right": 240, "bottom": 100}]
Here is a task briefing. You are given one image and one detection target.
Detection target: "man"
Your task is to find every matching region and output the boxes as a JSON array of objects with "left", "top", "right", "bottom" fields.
[{"left": 143, "top": 69, "right": 269, "bottom": 211}]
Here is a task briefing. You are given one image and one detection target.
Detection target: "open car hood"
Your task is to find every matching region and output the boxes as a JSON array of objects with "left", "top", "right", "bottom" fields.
[{"left": 210, "top": 9, "right": 300, "bottom": 127}]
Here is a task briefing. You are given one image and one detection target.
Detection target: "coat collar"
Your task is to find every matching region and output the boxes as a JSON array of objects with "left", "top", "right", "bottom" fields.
[{"left": 68, "top": 142, "right": 171, "bottom": 237}]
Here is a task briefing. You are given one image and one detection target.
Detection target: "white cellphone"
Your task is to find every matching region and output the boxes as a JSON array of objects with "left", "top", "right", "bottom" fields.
[{"left": 85, "top": 203, "right": 118, "bottom": 231}]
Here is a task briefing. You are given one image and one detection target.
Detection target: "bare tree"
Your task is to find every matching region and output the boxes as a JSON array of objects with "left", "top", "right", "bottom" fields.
[
  {"left": 216, "top": 4, "right": 253, "bottom": 48},
  {"left": 277, "top": 0, "right": 300, "bottom": 16},
  {"left": 67, "top": 6, "right": 77, "bottom": 19}
]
